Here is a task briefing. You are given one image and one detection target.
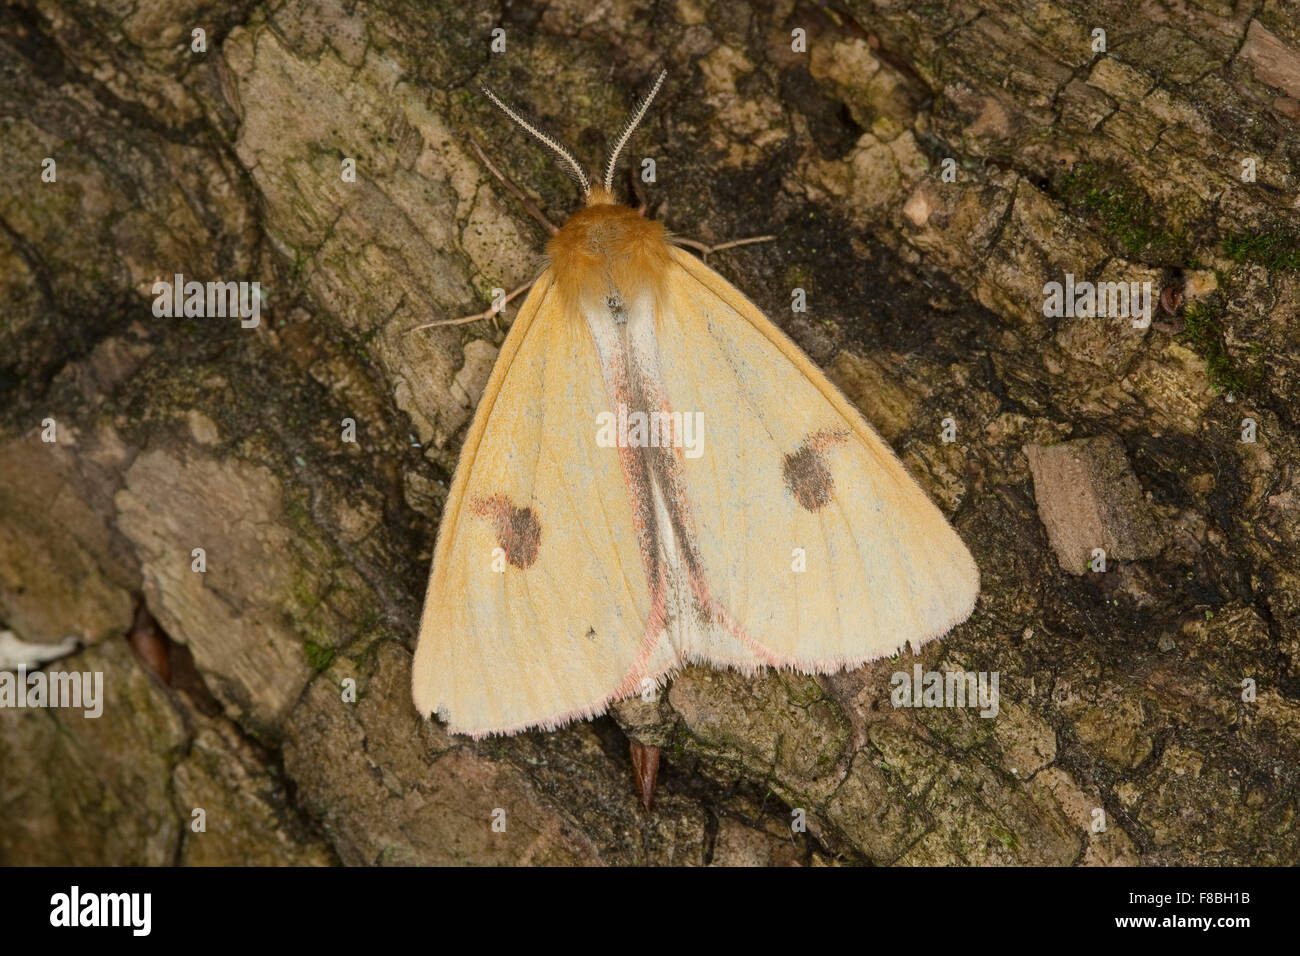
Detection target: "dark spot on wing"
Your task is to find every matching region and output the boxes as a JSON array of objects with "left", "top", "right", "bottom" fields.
[
  {"left": 783, "top": 445, "right": 834, "bottom": 510},
  {"left": 782, "top": 429, "right": 850, "bottom": 511},
  {"left": 472, "top": 494, "right": 541, "bottom": 568}
]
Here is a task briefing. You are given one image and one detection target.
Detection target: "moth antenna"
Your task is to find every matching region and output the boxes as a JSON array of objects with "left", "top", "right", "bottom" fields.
[
  {"left": 603, "top": 69, "right": 667, "bottom": 194},
  {"left": 480, "top": 86, "right": 590, "bottom": 198}
]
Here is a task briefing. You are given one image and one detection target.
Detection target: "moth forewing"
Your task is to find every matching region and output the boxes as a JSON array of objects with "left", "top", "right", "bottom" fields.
[
  {"left": 658, "top": 246, "right": 980, "bottom": 667},
  {"left": 412, "top": 272, "right": 659, "bottom": 736}
]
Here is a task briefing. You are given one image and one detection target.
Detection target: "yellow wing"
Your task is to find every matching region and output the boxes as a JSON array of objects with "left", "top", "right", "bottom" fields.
[
  {"left": 411, "top": 273, "right": 671, "bottom": 736},
  {"left": 657, "top": 246, "right": 979, "bottom": 670}
]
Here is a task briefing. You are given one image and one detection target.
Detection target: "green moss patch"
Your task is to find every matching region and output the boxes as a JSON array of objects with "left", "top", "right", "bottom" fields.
[
  {"left": 1223, "top": 228, "right": 1300, "bottom": 272},
  {"left": 304, "top": 640, "right": 336, "bottom": 672},
  {"left": 1178, "top": 295, "right": 1258, "bottom": 394},
  {"left": 1057, "top": 162, "right": 1190, "bottom": 264}
]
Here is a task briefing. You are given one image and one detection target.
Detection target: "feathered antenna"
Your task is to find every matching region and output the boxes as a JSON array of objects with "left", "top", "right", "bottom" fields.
[
  {"left": 480, "top": 86, "right": 590, "bottom": 198},
  {"left": 603, "top": 70, "right": 667, "bottom": 193}
]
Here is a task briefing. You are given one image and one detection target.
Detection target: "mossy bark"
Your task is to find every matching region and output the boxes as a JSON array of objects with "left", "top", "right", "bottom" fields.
[{"left": 2, "top": 0, "right": 1299, "bottom": 865}]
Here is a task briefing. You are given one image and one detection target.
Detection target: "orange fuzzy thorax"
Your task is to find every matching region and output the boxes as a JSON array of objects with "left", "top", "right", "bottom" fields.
[{"left": 547, "top": 186, "right": 671, "bottom": 314}]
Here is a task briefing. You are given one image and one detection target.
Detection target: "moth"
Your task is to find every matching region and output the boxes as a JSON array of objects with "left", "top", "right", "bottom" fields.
[{"left": 412, "top": 72, "right": 979, "bottom": 808}]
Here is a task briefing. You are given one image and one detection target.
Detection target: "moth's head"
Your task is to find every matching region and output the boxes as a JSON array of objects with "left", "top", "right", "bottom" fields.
[
  {"left": 584, "top": 184, "right": 617, "bottom": 207},
  {"left": 479, "top": 70, "right": 667, "bottom": 209}
]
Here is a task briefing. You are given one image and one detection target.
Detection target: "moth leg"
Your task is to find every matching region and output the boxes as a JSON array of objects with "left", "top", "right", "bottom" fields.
[
  {"left": 673, "top": 234, "right": 776, "bottom": 263},
  {"left": 404, "top": 281, "right": 533, "bottom": 333},
  {"left": 469, "top": 139, "right": 560, "bottom": 237},
  {"left": 628, "top": 740, "right": 662, "bottom": 812}
]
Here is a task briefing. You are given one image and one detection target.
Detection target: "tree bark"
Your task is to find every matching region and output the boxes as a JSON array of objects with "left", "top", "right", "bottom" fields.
[{"left": 2, "top": 0, "right": 1298, "bottom": 865}]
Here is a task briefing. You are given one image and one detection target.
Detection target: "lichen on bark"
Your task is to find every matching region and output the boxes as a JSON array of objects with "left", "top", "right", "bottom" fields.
[{"left": 2, "top": 0, "right": 1299, "bottom": 865}]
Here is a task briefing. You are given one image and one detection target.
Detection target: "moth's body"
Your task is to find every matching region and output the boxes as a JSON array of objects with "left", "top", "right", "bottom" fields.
[
  {"left": 412, "top": 186, "right": 979, "bottom": 739},
  {"left": 413, "top": 76, "right": 978, "bottom": 814},
  {"left": 549, "top": 191, "right": 755, "bottom": 687}
]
